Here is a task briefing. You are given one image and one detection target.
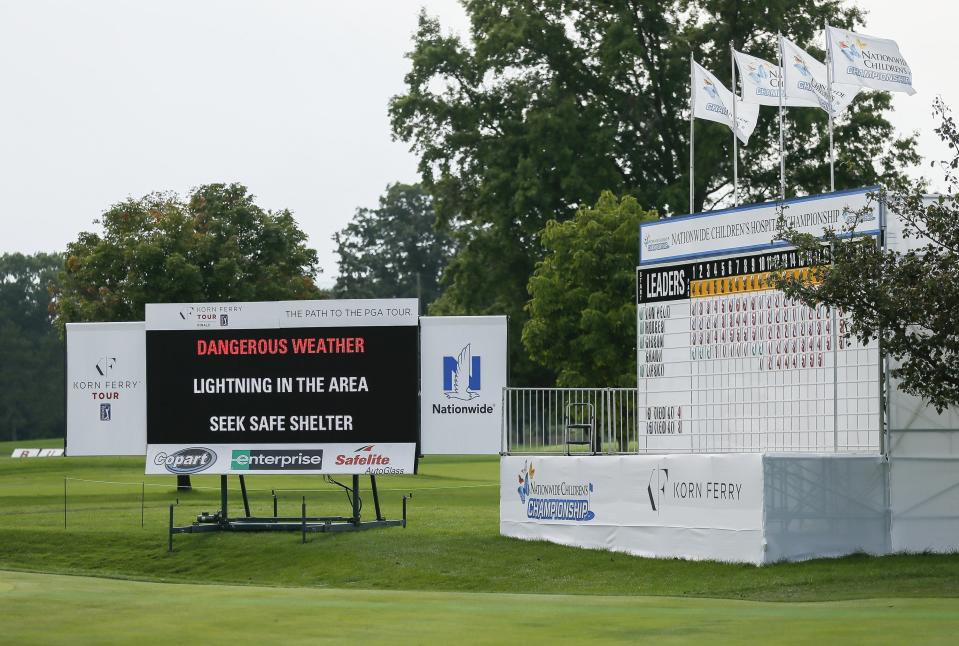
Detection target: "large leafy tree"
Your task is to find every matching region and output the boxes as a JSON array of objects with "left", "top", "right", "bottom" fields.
[
  {"left": 525, "top": 192, "right": 657, "bottom": 386},
  {"left": 333, "top": 183, "right": 453, "bottom": 310},
  {"left": 776, "top": 100, "right": 959, "bottom": 412},
  {"left": 390, "top": 0, "right": 918, "bottom": 384},
  {"left": 0, "top": 253, "right": 65, "bottom": 440},
  {"left": 54, "top": 183, "right": 324, "bottom": 330}
]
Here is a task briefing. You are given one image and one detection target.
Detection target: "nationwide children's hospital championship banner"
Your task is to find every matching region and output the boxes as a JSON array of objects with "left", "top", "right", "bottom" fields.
[{"left": 144, "top": 299, "right": 419, "bottom": 476}]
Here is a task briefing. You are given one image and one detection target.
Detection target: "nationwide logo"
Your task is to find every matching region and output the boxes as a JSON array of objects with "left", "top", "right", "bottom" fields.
[
  {"left": 443, "top": 344, "right": 480, "bottom": 400},
  {"left": 95, "top": 356, "right": 116, "bottom": 377},
  {"left": 154, "top": 447, "right": 217, "bottom": 474},
  {"left": 517, "top": 461, "right": 595, "bottom": 522},
  {"left": 231, "top": 449, "right": 323, "bottom": 471},
  {"left": 643, "top": 233, "right": 670, "bottom": 253},
  {"left": 647, "top": 466, "right": 669, "bottom": 512}
]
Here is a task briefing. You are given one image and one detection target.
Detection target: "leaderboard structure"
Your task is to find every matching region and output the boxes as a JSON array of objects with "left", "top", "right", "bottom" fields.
[
  {"left": 501, "top": 187, "right": 959, "bottom": 564},
  {"left": 636, "top": 187, "right": 881, "bottom": 453}
]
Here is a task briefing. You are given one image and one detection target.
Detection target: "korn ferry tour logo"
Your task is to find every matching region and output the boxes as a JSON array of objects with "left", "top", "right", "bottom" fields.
[
  {"left": 517, "top": 461, "right": 595, "bottom": 522},
  {"left": 443, "top": 344, "right": 480, "bottom": 400}
]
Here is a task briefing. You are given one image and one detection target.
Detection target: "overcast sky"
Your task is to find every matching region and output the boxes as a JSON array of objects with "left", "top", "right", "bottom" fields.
[{"left": 0, "top": 1, "right": 949, "bottom": 285}]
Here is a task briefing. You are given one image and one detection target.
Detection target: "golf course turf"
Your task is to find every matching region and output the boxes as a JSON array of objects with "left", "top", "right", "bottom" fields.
[{"left": 2, "top": 438, "right": 958, "bottom": 643}]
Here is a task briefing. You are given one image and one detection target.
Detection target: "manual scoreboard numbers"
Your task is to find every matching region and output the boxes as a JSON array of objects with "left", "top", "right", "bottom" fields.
[{"left": 637, "top": 247, "right": 879, "bottom": 452}]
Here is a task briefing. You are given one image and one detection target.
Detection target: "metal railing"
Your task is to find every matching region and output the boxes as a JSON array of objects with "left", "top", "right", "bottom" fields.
[
  {"left": 502, "top": 384, "right": 882, "bottom": 455},
  {"left": 502, "top": 388, "right": 640, "bottom": 455}
]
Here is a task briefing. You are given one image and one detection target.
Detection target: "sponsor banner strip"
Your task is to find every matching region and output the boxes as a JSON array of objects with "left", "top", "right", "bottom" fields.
[
  {"left": 146, "top": 299, "right": 419, "bottom": 331},
  {"left": 145, "top": 443, "right": 416, "bottom": 475},
  {"left": 639, "top": 187, "right": 879, "bottom": 265}
]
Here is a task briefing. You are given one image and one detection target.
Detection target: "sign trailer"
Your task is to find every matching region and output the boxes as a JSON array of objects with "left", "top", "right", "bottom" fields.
[{"left": 145, "top": 298, "right": 419, "bottom": 544}]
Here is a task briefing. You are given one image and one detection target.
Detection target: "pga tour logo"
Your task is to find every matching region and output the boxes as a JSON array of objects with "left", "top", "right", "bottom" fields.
[{"left": 443, "top": 344, "right": 481, "bottom": 400}]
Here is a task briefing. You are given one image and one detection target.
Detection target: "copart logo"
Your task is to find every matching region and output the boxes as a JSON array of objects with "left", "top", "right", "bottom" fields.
[{"left": 154, "top": 447, "right": 217, "bottom": 474}]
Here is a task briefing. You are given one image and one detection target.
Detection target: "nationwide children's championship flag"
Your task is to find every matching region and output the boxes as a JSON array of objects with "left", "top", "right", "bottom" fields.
[
  {"left": 692, "top": 60, "right": 759, "bottom": 144},
  {"left": 734, "top": 50, "right": 816, "bottom": 107},
  {"left": 780, "top": 36, "right": 861, "bottom": 117},
  {"left": 826, "top": 26, "right": 916, "bottom": 95}
]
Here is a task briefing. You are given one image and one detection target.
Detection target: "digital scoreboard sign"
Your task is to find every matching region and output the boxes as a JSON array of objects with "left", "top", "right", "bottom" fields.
[{"left": 144, "top": 299, "right": 419, "bottom": 475}]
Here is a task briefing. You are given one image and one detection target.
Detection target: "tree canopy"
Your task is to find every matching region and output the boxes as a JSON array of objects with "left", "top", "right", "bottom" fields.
[
  {"left": 0, "top": 252, "right": 64, "bottom": 440},
  {"left": 390, "top": 0, "right": 918, "bottom": 384},
  {"left": 333, "top": 183, "right": 453, "bottom": 310},
  {"left": 775, "top": 100, "right": 959, "bottom": 412},
  {"left": 54, "top": 183, "right": 324, "bottom": 330},
  {"left": 525, "top": 192, "right": 657, "bottom": 386}
]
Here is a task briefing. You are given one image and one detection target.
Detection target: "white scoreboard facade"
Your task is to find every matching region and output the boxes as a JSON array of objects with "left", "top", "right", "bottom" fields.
[{"left": 637, "top": 187, "right": 883, "bottom": 453}]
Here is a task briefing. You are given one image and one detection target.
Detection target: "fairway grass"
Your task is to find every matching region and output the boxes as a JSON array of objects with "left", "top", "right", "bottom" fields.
[
  {"left": 1, "top": 439, "right": 959, "bottom": 604},
  {"left": 3, "top": 570, "right": 959, "bottom": 645}
]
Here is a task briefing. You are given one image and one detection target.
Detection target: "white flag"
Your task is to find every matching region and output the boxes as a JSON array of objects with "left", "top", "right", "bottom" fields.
[
  {"left": 780, "top": 36, "right": 861, "bottom": 116},
  {"left": 734, "top": 50, "right": 816, "bottom": 107},
  {"left": 692, "top": 60, "right": 759, "bottom": 145},
  {"left": 826, "top": 26, "right": 916, "bottom": 95}
]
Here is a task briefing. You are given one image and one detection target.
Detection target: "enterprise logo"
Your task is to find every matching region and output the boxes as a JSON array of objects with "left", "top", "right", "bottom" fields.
[{"left": 231, "top": 449, "right": 324, "bottom": 471}]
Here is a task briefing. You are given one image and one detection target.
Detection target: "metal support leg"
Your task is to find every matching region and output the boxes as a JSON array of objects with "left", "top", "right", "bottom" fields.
[
  {"left": 370, "top": 475, "right": 383, "bottom": 521},
  {"left": 168, "top": 504, "right": 174, "bottom": 552},
  {"left": 352, "top": 474, "right": 360, "bottom": 525},
  {"left": 239, "top": 475, "right": 251, "bottom": 517},
  {"left": 220, "top": 475, "right": 228, "bottom": 524},
  {"left": 301, "top": 496, "right": 307, "bottom": 544},
  {"left": 272, "top": 490, "right": 278, "bottom": 517}
]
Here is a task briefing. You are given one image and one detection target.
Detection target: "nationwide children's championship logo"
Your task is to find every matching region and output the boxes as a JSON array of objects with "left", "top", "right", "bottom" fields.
[
  {"left": 516, "top": 461, "right": 595, "bottom": 522},
  {"left": 643, "top": 232, "right": 670, "bottom": 253},
  {"left": 443, "top": 344, "right": 481, "bottom": 400},
  {"left": 837, "top": 33, "right": 867, "bottom": 62}
]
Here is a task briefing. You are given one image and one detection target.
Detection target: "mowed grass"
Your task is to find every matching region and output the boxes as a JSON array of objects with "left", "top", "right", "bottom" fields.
[
  {"left": 1, "top": 438, "right": 959, "bottom": 604},
  {"left": 3, "top": 570, "right": 959, "bottom": 645}
]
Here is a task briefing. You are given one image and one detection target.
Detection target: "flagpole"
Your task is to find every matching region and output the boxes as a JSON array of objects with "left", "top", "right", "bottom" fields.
[
  {"left": 825, "top": 21, "right": 836, "bottom": 192},
  {"left": 731, "top": 44, "right": 739, "bottom": 207},
  {"left": 777, "top": 33, "right": 786, "bottom": 201},
  {"left": 690, "top": 53, "right": 695, "bottom": 214}
]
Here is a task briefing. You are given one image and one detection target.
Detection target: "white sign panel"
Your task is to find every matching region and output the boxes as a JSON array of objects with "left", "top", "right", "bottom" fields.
[
  {"left": 66, "top": 322, "right": 146, "bottom": 456},
  {"left": 501, "top": 454, "right": 765, "bottom": 562},
  {"left": 145, "top": 443, "right": 415, "bottom": 476},
  {"left": 420, "top": 316, "right": 507, "bottom": 454},
  {"left": 146, "top": 298, "right": 419, "bottom": 330},
  {"left": 640, "top": 187, "right": 880, "bottom": 265}
]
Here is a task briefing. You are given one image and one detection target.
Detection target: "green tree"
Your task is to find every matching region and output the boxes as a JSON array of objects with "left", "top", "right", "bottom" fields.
[
  {"left": 390, "top": 1, "right": 918, "bottom": 384},
  {"left": 775, "top": 99, "right": 958, "bottom": 412},
  {"left": 525, "top": 192, "right": 657, "bottom": 386},
  {"left": 0, "top": 252, "right": 65, "bottom": 440},
  {"left": 54, "top": 183, "right": 324, "bottom": 330},
  {"left": 333, "top": 183, "right": 453, "bottom": 310}
]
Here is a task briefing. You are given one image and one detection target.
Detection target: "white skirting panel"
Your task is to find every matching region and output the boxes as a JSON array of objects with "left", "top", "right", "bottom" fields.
[{"left": 501, "top": 453, "right": 891, "bottom": 565}]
